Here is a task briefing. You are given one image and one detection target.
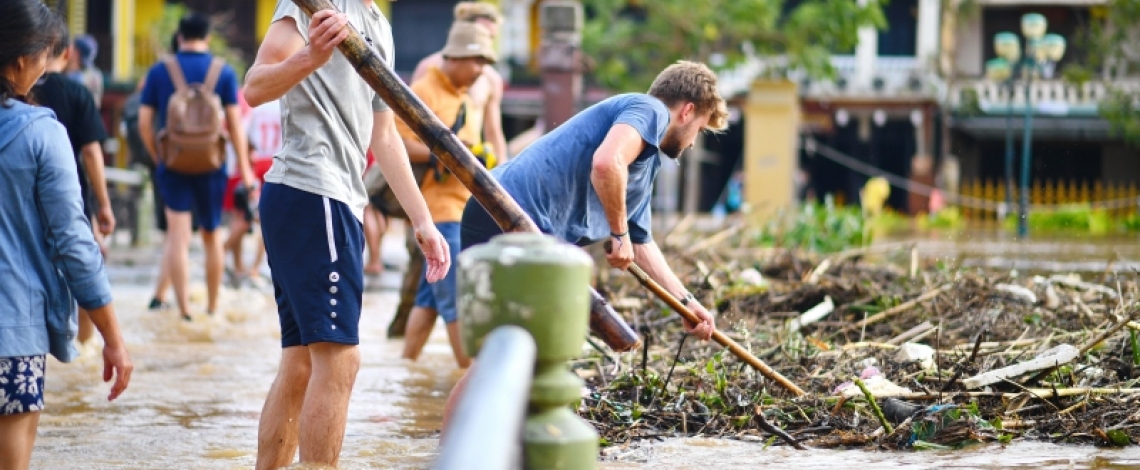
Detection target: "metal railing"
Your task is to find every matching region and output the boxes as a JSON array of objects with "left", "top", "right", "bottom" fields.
[
  {"left": 717, "top": 54, "right": 931, "bottom": 98},
  {"left": 436, "top": 326, "right": 537, "bottom": 470},
  {"left": 950, "top": 79, "right": 1140, "bottom": 115}
]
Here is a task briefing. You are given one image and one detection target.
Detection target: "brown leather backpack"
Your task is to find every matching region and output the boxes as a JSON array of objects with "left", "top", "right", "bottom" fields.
[{"left": 157, "top": 56, "right": 227, "bottom": 175}]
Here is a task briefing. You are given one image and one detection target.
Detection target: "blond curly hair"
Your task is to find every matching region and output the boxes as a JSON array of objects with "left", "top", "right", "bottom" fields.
[
  {"left": 454, "top": 2, "right": 502, "bottom": 24},
  {"left": 648, "top": 61, "right": 729, "bottom": 132}
]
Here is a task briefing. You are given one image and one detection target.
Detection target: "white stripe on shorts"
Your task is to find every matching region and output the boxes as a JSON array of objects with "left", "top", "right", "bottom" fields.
[{"left": 323, "top": 197, "right": 338, "bottom": 263}]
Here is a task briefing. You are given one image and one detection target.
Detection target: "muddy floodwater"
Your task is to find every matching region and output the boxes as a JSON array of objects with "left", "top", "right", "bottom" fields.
[{"left": 29, "top": 227, "right": 1140, "bottom": 469}]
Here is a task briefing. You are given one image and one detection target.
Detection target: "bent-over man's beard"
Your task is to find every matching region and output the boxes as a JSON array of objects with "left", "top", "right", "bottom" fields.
[{"left": 659, "top": 131, "right": 684, "bottom": 159}]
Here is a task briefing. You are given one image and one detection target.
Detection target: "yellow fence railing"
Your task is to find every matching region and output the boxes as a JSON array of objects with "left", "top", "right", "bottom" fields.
[{"left": 959, "top": 179, "right": 1140, "bottom": 220}]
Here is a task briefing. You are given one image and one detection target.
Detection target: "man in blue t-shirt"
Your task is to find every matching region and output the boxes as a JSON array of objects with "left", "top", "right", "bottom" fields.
[
  {"left": 461, "top": 60, "right": 727, "bottom": 339},
  {"left": 138, "top": 12, "right": 255, "bottom": 321},
  {"left": 448, "top": 61, "right": 729, "bottom": 420}
]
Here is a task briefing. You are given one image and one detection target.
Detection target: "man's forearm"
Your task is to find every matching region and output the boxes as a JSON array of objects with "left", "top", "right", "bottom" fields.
[
  {"left": 138, "top": 109, "right": 157, "bottom": 163},
  {"left": 81, "top": 143, "right": 111, "bottom": 208},
  {"left": 373, "top": 121, "right": 433, "bottom": 228},
  {"left": 244, "top": 50, "right": 320, "bottom": 107},
  {"left": 633, "top": 241, "right": 689, "bottom": 298},
  {"left": 484, "top": 105, "right": 508, "bottom": 161},
  {"left": 226, "top": 110, "right": 254, "bottom": 183},
  {"left": 590, "top": 163, "right": 629, "bottom": 234}
]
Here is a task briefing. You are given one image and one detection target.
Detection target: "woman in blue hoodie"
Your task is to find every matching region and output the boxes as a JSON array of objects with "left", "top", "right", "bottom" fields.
[{"left": 0, "top": 2, "right": 133, "bottom": 467}]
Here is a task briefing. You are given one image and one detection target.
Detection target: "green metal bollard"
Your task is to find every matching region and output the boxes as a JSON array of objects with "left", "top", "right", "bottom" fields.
[{"left": 458, "top": 232, "right": 598, "bottom": 470}]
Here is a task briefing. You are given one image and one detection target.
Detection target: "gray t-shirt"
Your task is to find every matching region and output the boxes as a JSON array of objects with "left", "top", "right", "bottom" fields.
[
  {"left": 266, "top": 0, "right": 395, "bottom": 221},
  {"left": 491, "top": 93, "right": 669, "bottom": 245}
]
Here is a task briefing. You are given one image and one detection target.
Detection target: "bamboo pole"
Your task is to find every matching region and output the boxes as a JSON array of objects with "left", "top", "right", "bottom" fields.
[{"left": 288, "top": 0, "right": 641, "bottom": 351}]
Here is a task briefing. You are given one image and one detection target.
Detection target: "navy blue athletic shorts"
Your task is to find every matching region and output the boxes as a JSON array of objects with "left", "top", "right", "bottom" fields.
[
  {"left": 156, "top": 164, "right": 228, "bottom": 231},
  {"left": 260, "top": 182, "right": 364, "bottom": 347}
]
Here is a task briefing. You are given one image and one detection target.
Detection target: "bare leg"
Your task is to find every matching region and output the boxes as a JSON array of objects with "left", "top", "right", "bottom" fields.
[
  {"left": 444, "top": 322, "right": 471, "bottom": 369},
  {"left": 201, "top": 229, "right": 224, "bottom": 314},
  {"left": 363, "top": 205, "right": 383, "bottom": 275},
  {"left": 77, "top": 308, "right": 94, "bottom": 344},
  {"left": 401, "top": 306, "right": 438, "bottom": 361},
  {"left": 151, "top": 235, "right": 172, "bottom": 305},
  {"left": 225, "top": 214, "right": 250, "bottom": 275},
  {"left": 164, "top": 209, "right": 193, "bottom": 318},
  {"left": 441, "top": 363, "right": 475, "bottom": 442},
  {"left": 256, "top": 346, "right": 312, "bottom": 470},
  {"left": 249, "top": 229, "right": 266, "bottom": 278},
  {"left": 0, "top": 411, "right": 41, "bottom": 470},
  {"left": 298, "top": 342, "right": 361, "bottom": 467}
]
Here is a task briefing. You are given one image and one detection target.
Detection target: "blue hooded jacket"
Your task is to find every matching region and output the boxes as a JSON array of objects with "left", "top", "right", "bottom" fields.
[{"left": 0, "top": 99, "right": 112, "bottom": 362}]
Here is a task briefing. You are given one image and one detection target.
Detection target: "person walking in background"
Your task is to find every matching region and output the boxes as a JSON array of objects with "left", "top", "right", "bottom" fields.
[
  {"left": 0, "top": 3, "right": 132, "bottom": 468},
  {"left": 224, "top": 96, "right": 282, "bottom": 288},
  {"left": 68, "top": 34, "right": 104, "bottom": 109},
  {"left": 388, "top": 0, "right": 508, "bottom": 338},
  {"left": 138, "top": 13, "right": 256, "bottom": 321},
  {"left": 400, "top": 22, "right": 497, "bottom": 369},
  {"left": 31, "top": 27, "right": 116, "bottom": 347},
  {"left": 243, "top": 1, "right": 450, "bottom": 467}
]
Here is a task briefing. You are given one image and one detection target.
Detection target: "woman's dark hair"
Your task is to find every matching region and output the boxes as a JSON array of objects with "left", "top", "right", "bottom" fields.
[{"left": 0, "top": 0, "right": 66, "bottom": 105}]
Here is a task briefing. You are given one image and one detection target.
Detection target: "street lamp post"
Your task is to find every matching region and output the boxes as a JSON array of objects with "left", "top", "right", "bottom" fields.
[{"left": 984, "top": 13, "right": 1066, "bottom": 238}]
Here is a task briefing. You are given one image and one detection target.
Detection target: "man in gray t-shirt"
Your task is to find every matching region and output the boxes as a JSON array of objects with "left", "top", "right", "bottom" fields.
[{"left": 243, "top": 2, "right": 450, "bottom": 468}]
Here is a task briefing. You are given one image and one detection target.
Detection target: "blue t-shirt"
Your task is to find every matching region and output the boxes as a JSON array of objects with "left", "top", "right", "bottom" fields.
[
  {"left": 492, "top": 93, "right": 669, "bottom": 245},
  {"left": 141, "top": 51, "right": 239, "bottom": 132}
]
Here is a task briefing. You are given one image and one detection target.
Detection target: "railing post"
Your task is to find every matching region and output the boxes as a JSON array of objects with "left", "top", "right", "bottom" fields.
[
  {"left": 457, "top": 232, "right": 599, "bottom": 470},
  {"left": 437, "top": 326, "right": 536, "bottom": 470}
]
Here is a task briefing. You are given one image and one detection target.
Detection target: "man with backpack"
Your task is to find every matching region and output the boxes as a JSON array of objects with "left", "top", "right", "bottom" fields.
[{"left": 138, "top": 12, "right": 255, "bottom": 321}]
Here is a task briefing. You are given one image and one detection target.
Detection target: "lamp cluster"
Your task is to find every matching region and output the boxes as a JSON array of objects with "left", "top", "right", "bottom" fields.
[{"left": 984, "top": 13, "right": 1067, "bottom": 82}]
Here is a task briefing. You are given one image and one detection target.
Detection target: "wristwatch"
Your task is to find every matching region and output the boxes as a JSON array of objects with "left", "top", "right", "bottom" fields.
[{"left": 678, "top": 292, "right": 696, "bottom": 306}]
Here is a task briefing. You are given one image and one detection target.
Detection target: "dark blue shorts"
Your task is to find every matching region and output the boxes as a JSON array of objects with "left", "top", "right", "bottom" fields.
[
  {"left": 156, "top": 164, "right": 228, "bottom": 231},
  {"left": 414, "top": 222, "right": 462, "bottom": 323},
  {"left": 260, "top": 183, "right": 364, "bottom": 348},
  {"left": 460, "top": 198, "right": 503, "bottom": 251},
  {"left": 0, "top": 355, "right": 45, "bottom": 415}
]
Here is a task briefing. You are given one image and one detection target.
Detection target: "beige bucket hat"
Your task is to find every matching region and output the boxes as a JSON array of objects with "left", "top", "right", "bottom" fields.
[{"left": 440, "top": 22, "right": 497, "bottom": 64}]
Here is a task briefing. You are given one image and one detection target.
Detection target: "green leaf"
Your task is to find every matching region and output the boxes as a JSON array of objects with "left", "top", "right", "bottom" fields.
[
  {"left": 912, "top": 440, "right": 954, "bottom": 451},
  {"left": 1106, "top": 429, "right": 1131, "bottom": 447}
]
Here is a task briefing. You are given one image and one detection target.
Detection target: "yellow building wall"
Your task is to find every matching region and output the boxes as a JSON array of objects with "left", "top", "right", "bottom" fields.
[
  {"left": 69, "top": 0, "right": 88, "bottom": 35},
  {"left": 256, "top": 1, "right": 391, "bottom": 40},
  {"left": 744, "top": 80, "right": 800, "bottom": 221}
]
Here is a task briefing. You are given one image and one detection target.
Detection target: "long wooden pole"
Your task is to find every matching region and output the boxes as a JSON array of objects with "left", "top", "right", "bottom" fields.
[
  {"left": 626, "top": 262, "right": 806, "bottom": 396},
  {"left": 289, "top": 0, "right": 640, "bottom": 352}
]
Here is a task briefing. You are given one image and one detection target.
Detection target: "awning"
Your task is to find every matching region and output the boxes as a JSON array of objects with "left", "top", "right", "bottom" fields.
[{"left": 950, "top": 116, "right": 1116, "bottom": 141}]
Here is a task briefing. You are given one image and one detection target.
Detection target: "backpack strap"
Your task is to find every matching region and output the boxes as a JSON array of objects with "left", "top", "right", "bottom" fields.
[
  {"left": 203, "top": 58, "right": 226, "bottom": 92},
  {"left": 162, "top": 55, "right": 188, "bottom": 91}
]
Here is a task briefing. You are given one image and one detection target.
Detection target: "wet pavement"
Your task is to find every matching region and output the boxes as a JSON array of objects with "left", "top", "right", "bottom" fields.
[{"left": 29, "top": 223, "right": 1140, "bottom": 469}]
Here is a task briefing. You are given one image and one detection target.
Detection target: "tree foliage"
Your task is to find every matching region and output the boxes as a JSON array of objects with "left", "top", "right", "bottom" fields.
[
  {"left": 1079, "top": 0, "right": 1140, "bottom": 147},
  {"left": 581, "top": 0, "right": 886, "bottom": 92}
]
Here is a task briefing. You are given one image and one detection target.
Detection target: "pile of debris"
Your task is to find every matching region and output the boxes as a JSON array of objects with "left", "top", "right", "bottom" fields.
[{"left": 578, "top": 230, "right": 1140, "bottom": 451}]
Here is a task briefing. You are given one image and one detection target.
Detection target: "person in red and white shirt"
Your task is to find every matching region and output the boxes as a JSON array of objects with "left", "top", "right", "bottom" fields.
[{"left": 223, "top": 96, "right": 281, "bottom": 287}]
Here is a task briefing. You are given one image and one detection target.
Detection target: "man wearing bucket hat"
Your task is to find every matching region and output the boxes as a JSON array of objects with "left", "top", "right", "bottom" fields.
[{"left": 399, "top": 22, "right": 496, "bottom": 368}]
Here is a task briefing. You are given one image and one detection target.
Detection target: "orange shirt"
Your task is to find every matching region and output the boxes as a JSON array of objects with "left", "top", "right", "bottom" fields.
[{"left": 395, "top": 67, "right": 480, "bottom": 223}]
